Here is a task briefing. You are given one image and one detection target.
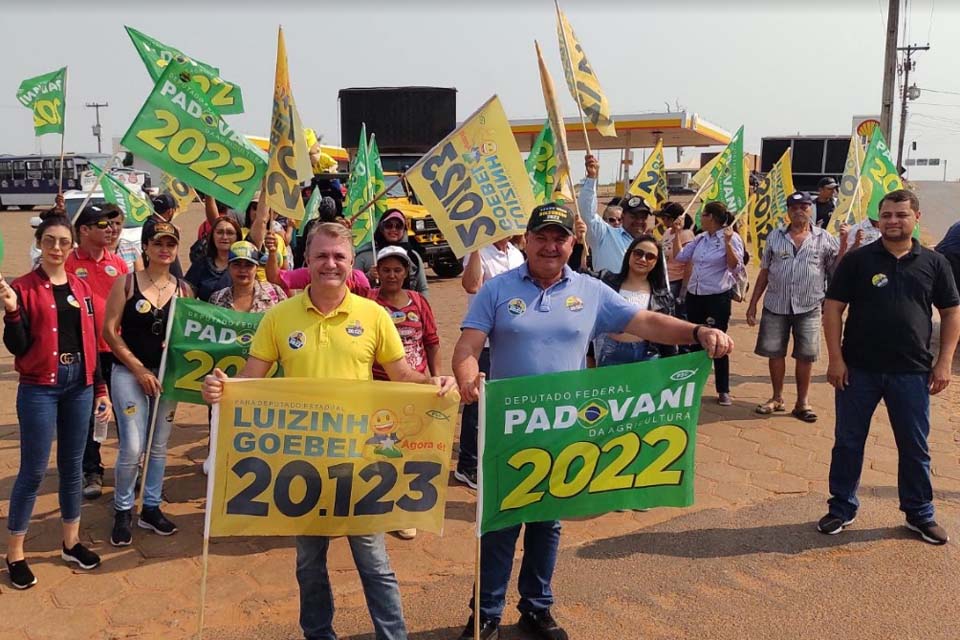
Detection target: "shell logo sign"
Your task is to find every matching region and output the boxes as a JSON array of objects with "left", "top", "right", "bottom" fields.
[{"left": 852, "top": 115, "right": 881, "bottom": 138}]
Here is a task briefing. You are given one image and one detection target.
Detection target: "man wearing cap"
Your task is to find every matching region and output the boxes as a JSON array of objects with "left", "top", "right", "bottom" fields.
[
  {"left": 452, "top": 202, "right": 735, "bottom": 640},
  {"left": 579, "top": 155, "right": 652, "bottom": 273},
  {"left": 66, "top": 204, "right": 129, "bottom": 499},
  {"left": 814, "top": 177, "right": 839, "bottom": 228},
  {"left": 201, "top": 222, "right": 456, "bottom": 640},
  {"left": 747, "top": 191, "right": 849, "bottom": 422},
  {"left": 143, "top": 193, "right": 184, "bottom": 279}
]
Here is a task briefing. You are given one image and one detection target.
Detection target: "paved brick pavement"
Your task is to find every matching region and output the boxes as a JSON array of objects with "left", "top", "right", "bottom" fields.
[{"left": 0, "top": 206, "right": 958, "bottom": 639}]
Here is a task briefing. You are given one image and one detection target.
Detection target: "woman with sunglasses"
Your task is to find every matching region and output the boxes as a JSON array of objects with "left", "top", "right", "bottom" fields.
[
  {"left": 672, "top": 201, "right": 745, "bottom": 405},
  {"left": 595, "top": 235, "right": 677, "bottom": 366},
  {"left": 103, "top": 221, "right": 192, "bottom": 546},
  {"left": 354, "top": 209, "right": 429, "bottom": 295},
  {"left": 209, "top": 241, "right": 287, "bottom": 313},
  {"left": 185, "top": 216, "right": 240, "bottom": 301},
  {"left": 1, "top": 216, "right": 112, "bottom": 589}
]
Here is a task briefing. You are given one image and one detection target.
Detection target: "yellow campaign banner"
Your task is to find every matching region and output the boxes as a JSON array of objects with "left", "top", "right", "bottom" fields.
[
  {"left": 826, "top": 137, "right": 867, "bottom": 234},
  {"left": 555, "top": 3, "right": 616, "bottom": 137},
  {"left": 406, "top": 96, "right": 537, "bottom": 258},
  {"left": 158, "top": 171, "right": 197, "bottom": 217},
  {"left": 209, "top": 377, "right": 459, "bottom": 537},
  {"left": 691, "top": 153, "right": 720, "bottom": 189},
  {"left": 265, "top": 27, "right": 311, "bottom": 222},
  {"left": 535, "top": 40, "right": 572, "bottom": 190},
  {"left": 627, "top": 139, "right": 668, "bottom": 210},
  {"left": 747, "top": 150, "right": 794, "bottom": 263}
]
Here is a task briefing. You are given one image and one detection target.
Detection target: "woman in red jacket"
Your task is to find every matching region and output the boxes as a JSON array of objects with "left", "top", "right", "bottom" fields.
[{"left": 1, "top": 216, "right": 112, "bottom": 590}]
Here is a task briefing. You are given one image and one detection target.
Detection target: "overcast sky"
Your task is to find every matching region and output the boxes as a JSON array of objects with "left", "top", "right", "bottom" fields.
[{"left": 2, "top": 0, "right": 957, "bottom": 182}]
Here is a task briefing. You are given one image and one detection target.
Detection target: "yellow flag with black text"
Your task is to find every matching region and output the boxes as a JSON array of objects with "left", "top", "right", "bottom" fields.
[
  {"left": 555, "top": 3, "right": 616, "bottom": 137},
  {"left": 747, "top": 150, "right": 794, "bottom": 263},
  {"left": 627, "top": 139, "right": 668, "bottom": 210},
  {"left": 825, "top": 137, "right": 867, "bottom": 234},
  {"left": 265, "top": 27, "right": 312, "bottom": 221},
  {"left": 208, "top": 377, "right": 459, "bottom": 537},
  {"left": 535, "top": 40, "right": 572, "bottom": 194}
]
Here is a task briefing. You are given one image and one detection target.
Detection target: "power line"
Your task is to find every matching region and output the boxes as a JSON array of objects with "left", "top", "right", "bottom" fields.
[
  {"left": 913, "top": 101, "right": 960, "bottom": 108},
  {"left": 917, "top": 87, "right": 960, "bottom": 96}
]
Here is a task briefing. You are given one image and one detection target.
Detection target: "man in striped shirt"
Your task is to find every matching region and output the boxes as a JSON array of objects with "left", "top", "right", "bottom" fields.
[{"left": 746, "top": 191, "right": 850, "bottom": 422}]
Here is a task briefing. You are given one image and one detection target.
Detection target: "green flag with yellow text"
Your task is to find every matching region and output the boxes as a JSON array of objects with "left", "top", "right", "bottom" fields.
[
  {"left": 525, "top": 120, "right": 560, "bottom": 205},
  {"left": 88, "top": 163, "right": 154, "bottom": 228},
  {"left": 345, "top": 124, "right": 374, "bottom": 248},
  {"left": 17, "top": 67, "right": 66, "bottom": 136}
]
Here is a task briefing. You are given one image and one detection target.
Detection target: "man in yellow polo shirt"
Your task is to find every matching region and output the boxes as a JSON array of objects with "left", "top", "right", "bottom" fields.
[{"left": 202, "top": 222, "right": 455, "bottom": 640}]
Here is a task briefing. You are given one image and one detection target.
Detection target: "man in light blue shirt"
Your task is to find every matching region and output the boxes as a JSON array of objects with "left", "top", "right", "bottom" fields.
[
  {"left": 578, "top": 155, "right": 652, "bottom": 273},
  {"left": 452, "top": 202, "right": 735, "bottom": 640}
]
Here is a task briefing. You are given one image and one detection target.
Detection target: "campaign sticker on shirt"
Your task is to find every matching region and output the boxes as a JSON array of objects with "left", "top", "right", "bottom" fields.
[
  {"left": 507, "top": 298, "right": 526, "bottom": 316},
  {"left": 135, "top": 299, "right": 153, "bottom": 314},
  {"left": 406, "top": 311, "right": 420, "bottom": 323},
  {"left": 566, "top": 296, "right": 584, "bottom": 312},
  {"left": 871, "top": 273, "right": 889, "bottom": 288},
  {"left": 66, "top": 294, "right": 81, "bottom": 308},
  {"left": 288, "top": 331, "right": 306, "bottom": 350},
  {"left": 390, "top": 310, "right": 406, "bottom": 324},
  {"left": 75, "top": 267, "right": 89, "bottom": 279},
  {"left": 346, "top": 321, "right": 364, "bottom": 337},
  {"left": 104, "top": 265, "right": 119, "bottom": 277}
]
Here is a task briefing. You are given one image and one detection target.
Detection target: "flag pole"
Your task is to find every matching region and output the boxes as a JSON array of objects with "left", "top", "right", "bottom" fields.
[
  {"left": 70, "top": 153, "right": 122, "bottom": 224},
  {"left": 57, "top": 69, "right": 67, "bottom": 196},
  {"left": 681, "top": 176, "right": 713, "bottom": 221},
  {"left": 474, "top": 374, "right": 487, "bottom": 640},
  {"left": 197, "top": 403, "right": 220, "bottom": 640},
  {"left": 554, "top": 0, "right": 592, "bottom": 157}
]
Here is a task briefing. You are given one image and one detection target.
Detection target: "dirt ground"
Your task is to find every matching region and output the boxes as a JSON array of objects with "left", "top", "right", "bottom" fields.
[{"left": 0, "top": 204, "right": 958, "bottom": 640}]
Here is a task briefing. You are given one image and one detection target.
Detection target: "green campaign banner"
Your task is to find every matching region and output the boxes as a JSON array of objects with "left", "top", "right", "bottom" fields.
[
  {"left": 17, "top": 67, "right": 66, "bottom": 136},
  {"left": 87, "top": 163, "right": 154, "bottom": 227},
  {"left": 345, "top": 123, "right": 374, "bottom": 248},
  {"left": 368, "top": 134, "right": 387, "bottom": 221},
  {"left": 479, "top": 351, "right": 711, "bottom": 534},
  {"left": 699, "top": 125, "right": 747, "bottom": 224},
  {"left": 121, "top": 59, "right": 266, "bottom": 212},
  {"left": 125, "top": 26, "right": 244, "bottom": 115},
  {"left": 160, "top": 298, "right": 280, "bottom": 405},
  {"left": 524, "top": 120, "right": 559, "bottom": 205}
]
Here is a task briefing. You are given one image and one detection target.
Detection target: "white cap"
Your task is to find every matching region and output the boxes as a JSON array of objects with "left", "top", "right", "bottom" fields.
[{"left": 376, "top": 245, "right": 413, "bottom": 268}]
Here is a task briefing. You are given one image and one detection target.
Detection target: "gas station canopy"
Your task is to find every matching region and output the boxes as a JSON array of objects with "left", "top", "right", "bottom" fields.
[{"left": 510, "top": 111, "right": 731, "bottom": 152}]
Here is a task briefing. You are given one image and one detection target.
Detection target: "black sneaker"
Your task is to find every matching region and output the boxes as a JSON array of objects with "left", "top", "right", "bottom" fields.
[
  {"left": 458, "top": 616, "right": 499, "bottom": 640},
  {"left": 906, "top": 520, "right": 949, "bottom": 545},
  {"left": 817, "top": 513, "right": 855, "bottom": 535},
  {"left": 454, "top": 468, "right": 478, "bottom": 491},
  {"left": 111, "top": 508, "right": 133, "bottom": 547},
  {"left": 5, "top": 558, "right": 37, "bottom": 590},
  {"left": 518, "top": 609, "right": 568, "bottom": 640},
  {"left": 61, "top": 543, "right": 101, "bottom": 570},
  {"left": 138, "top": 506, "right": 178, "bottom": 536},
  {"left": 82, "top": 472, "right": 103, "bottom": 500}
]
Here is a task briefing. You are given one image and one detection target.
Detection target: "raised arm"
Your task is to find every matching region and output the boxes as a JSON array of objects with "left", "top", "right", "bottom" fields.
[{"left": 461, "top": 251, "right": 484, "bottom": 294}]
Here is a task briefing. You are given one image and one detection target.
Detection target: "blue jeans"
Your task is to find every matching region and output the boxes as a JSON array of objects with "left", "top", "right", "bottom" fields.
[
  {"left": 457, "top": 347, "right": 490, "bottom": 473},
  {"left": 7, "top": 363, "right": 92, "bottom": 534},
  {"left": 111, "top": 364, "right": 178, "bottom": 512},
  {"left": 472, "top": 520, "right": 562, "bottom": 623},
  {"left": 295, "top": 534, "right": 406, "bottom": 640},
  {"left": 828, "top": 368, "right": 935, "bottom": 524},
  {"left": 595, "top": 336, "right": 658, "bottom": 367}
]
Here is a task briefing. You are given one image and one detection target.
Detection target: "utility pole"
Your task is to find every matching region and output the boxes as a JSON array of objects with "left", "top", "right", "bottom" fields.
[
  {"left": 880, "top": 0, "right": 900, "bottom": 145},
  {"left": 85, "top": 102, "right": 108, "bottom": 153},
  {"left": 895, "top": 44, "right": 929, "bottom": 171}
]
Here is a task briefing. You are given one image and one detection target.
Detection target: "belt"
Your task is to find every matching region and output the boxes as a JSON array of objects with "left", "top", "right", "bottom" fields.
[{"left": 58, "top": 352, "right": 82, "bottom": 365}]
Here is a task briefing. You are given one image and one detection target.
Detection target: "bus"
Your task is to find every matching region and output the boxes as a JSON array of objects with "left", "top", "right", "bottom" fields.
[{"left": 0, "top": 153, "right": 121, "bottom": 210}]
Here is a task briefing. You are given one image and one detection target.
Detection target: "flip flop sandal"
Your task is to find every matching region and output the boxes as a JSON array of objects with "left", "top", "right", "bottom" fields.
[
  {"left": 755, "top": 399, "right": 786, "bottom": 415},
  {"left": 792, "top": 407, "right": 818, "bottom": 423}
]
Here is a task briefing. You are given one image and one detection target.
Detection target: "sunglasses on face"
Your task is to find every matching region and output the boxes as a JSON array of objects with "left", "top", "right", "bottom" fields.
[
  {"left": 382, "top": 222, "right": 405, "bottom": 230},
  {"left": 94, "top": 218, "right": 122, "bottom": 229},
  {"left": 605, "top": 217, "right": 622, "bottom": 224},
  {"left": 631, "top": 249, "right": 659, "bottom": 261},
  {"left": 41, "top": 236, "right": 73, "bottom": 249}
]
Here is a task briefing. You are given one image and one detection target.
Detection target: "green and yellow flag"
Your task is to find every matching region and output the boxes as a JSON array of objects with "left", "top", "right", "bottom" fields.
[
  {"left": 368, "top": 134, "right": 387, "bottom": 221},
  {"left": 627, "top": 139, "right": 668, "bottom": 210},
  {"left": 555, "top": 2, "right": 616, "bottom": 137},
  {"left": 825, "top": 137, "right": 867, "bottom": 234},
  {"left": 747, "top": 150, "right": 794, "bottom": 263},
  {"left": 88, "top": 163, "right": 154, "bottom": 228},
  {"left": 125, "top": 26, "right": 244, "bottom": 115},
  {"left": 298, "top": 187, "right": 322, "bottom": 235},
  {"left": 525, "top": 120, "right": 560, "bottom": 205},
  {"left": 158, "top": 171, "right": 197, "bottom": 218},
  {"left": 861, "top": 127, "right": 904, "bottom": 222},
  {"left": 17, "top": 67, "right": 66, "bottom": 136},
  {"left": 535, "top": 40, "right": 572, "bottom": 195},
  {"left": 345, "top": 124, "right": 374, "bottom": 248},
  {"left": 265, "top": 27, "right": 312, "bottom": 222}
]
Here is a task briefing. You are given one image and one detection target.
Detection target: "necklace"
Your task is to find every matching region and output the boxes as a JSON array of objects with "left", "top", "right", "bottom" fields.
[{"left": 143, "top": 270, "right": 174, "bottom": 307}]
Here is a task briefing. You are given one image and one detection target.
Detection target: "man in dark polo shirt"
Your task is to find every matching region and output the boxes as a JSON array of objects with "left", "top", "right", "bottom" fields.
[
  {"left": 818, "top": 189, "right": 959, "bottom": 544},
  {"left": 814, "top": 177, "right": 838, "bottom": 228}
]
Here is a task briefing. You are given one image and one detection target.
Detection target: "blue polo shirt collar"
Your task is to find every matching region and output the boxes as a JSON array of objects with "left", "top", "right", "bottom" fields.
[{"left": 518, "top": 263, "right": 574, "bottom": 312}]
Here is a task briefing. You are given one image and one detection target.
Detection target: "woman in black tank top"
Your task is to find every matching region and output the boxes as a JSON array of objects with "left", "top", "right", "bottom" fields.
[{"left": 102, "top": 221, "right": 192, "bottom": 547}]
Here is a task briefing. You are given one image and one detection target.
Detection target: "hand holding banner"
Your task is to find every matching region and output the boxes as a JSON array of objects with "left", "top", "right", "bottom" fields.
[
  {"left": 406, "top": 96, "right": 537, "bottom": 257},
  {"left": 209, "top": 377, "right": 459, "bottom": 537},
  {"left": 17, "top": 67, "right": 66, "bottom": 136},
  {"left": 479, "top": 352, "right": 711, "bottom": 534},
  {"left": 121, "top": 59, "right": 267, "bottom": 211}
]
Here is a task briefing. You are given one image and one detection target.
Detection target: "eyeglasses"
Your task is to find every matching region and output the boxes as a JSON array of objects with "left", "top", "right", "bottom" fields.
[
  {"left": 631, "top": 249, "right": 659, "bottom": 261},
  {"left": 40, "top": 236, "right": 73, "bottom": 249},
  {"left": 605, "top": 217, "right": 622, "bottom": 224},
  {"left": 93, "top": 218, "right": 122, "bottom": 229},
  {"left": 382, "top": 221, "right": 405, "bottom": 231}
]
